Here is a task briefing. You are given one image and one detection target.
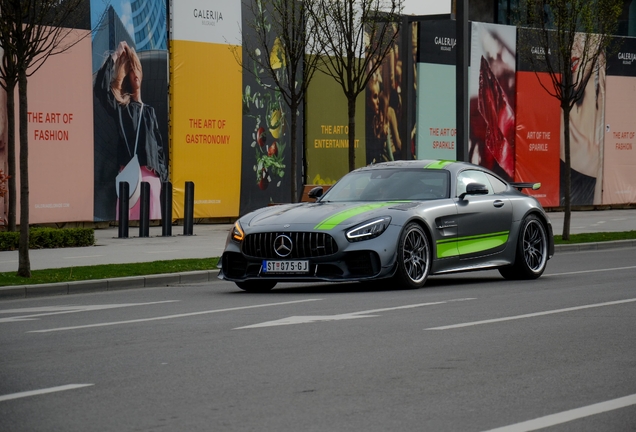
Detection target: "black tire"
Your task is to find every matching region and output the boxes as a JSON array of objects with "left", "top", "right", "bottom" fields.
[
  {"left": 235, "top": 280, "right": 277, "bottom": 292},
  {"left": 499, "top": 214, "right": 548, "bottom": 280},
  {"left": 393, "top": 222, "right": 431, "bottom": 289}
]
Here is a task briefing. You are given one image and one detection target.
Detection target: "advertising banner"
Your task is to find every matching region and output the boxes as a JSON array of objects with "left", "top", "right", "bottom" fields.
[
  {"left": 306, "top": 68, "right": 366, "bottom": 185},
  {"left": 514, "top": 28, "right": 560, "bottom": 207},
  {"left": 365, "top": 21, "right": 412, "bottom": 164},
  {"left": 469, "top": 22, "right": 517, "bottom": 181},
  {"left": 561, "top": 32, "right": 606, "bottom": 206},
  {"left": 416, "top": 20, "right": 457, "bottom": 161},
  {"left": 91, "top": 0, "right": 169, "bottom": 221},
  {"left": 4, "top": 29, "right": 94, "bottom": 224},
  {"left": 170, "top": 0, "right": 242, "bottom": 218},
  {"left": 602, "top": 37, "right": 636, "bottom": 204},
  {"left": 238, "top": 1, "right": 301, "bottom": 214}
]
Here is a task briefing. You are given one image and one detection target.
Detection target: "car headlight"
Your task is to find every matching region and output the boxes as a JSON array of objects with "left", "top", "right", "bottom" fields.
[
  {"left": 231, "top": 221, "right": 245, "bottom": 242},
  {"left": 346, "top": 217, "right": 391, "bottom": 242}
]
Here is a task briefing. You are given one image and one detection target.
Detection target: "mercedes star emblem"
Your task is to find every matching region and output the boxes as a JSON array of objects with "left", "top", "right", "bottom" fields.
[{"left": 274, "top": 234, "right": 293, "bottom": 258}]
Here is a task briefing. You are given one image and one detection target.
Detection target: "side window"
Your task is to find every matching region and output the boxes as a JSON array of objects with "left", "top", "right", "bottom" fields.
[
  {"left": 456, "top": 170, "right": 494, "bottom": 197},
  {"left": 486, "top": 173, "right": 508, "bottom": 194}
]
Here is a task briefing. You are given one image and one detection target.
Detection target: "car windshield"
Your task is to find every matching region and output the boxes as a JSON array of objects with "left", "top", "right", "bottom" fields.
[{"left": 320, "top": 168, "right": 450, "bottom": 202}]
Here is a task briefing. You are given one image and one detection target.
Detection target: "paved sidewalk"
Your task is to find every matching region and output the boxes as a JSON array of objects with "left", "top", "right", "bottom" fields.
[{"left": 0, "top": 209, "right": 634, "bottom": 299}]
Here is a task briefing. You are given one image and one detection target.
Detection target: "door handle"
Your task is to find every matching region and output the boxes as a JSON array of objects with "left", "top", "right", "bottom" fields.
[{"left": 493, "top": 200, "right": 504, "bottom": 208}]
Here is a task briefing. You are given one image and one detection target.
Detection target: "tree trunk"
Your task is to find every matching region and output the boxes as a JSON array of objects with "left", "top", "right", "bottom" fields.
[
  {"left": 347, "top": 95, "right": 356, "bottom": 172},
  {"left": 562, "top": 102, "right": 571, "bottom": 241},
  {"left": 290, "top": 98, "right": 298, "bottom": 202},
  {"left": 17, "top": 68, "right": 30, "bottom": 277},
  {"left": 6, "top": 82, "right": 17, "bottom": 232}
]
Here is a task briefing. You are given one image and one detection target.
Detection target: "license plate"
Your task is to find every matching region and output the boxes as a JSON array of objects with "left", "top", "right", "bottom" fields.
[{"left": 262, "top": 260, "right": 309, "bottom": 273}]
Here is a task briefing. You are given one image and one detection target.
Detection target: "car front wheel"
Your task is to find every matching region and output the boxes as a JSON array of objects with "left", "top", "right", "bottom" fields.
[
  {"left": 499, "top": 214, "right": 548, "bottom": 280},
  {"left": 394, "top": 222, "right": 431, "bottom": 289}
]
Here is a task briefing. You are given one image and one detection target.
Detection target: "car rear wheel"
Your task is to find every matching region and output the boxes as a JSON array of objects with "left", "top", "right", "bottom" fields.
[
  {"left": 235, "top": 280, "right": 277, "bottom": 292},
  {"left": 499, "top": 214, "right": 548, "bottom": 280},
  {"left": 394, "top": 222, "right": 431, "bottom": 289}
]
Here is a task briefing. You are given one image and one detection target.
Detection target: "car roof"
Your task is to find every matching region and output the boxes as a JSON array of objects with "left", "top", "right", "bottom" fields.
[{"left": 356, "top": 160, "right": 466, "bottom": 172}]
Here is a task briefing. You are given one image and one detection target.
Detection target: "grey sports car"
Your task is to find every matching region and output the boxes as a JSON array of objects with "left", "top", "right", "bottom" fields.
[{"left": 219, "top": 160, "right": 554, "bottom": 292}]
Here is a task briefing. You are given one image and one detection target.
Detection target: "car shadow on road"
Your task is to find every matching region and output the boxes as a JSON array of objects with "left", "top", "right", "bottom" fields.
[{"left": 225, "top": 274, "right": 508, "bottom": 295}]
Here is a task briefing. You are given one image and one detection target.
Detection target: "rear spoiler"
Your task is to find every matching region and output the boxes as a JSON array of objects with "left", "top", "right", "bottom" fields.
[{"left": 510, "top": 182, "right": 541, "bottom": 191}]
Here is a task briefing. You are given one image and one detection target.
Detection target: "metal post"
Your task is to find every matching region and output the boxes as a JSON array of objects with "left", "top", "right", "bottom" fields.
[
  {"left": 183, "top": 181, "right": 194, "bottom": 236},
  {"left": 161, "top": 181, "right": 173, "bottom": 237},
  {"left": 139, "top": 182, "right": 150, "bottom": 238},
  {"left": 401, "top": 15, "right": 412, "bottom": 160},
  {"left": 456, "top": 0, "right": 469, "bottom": 162},
  {"left": 118, "top": 182, "right": 129, "bottom": 239}
]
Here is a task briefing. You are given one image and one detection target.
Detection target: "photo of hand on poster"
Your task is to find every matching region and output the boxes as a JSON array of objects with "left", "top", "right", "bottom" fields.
[
  {"left": 94, "top": 40, "right": 168, "bottom": 220},
  {"left": 560, "top": 33, "right": 606, "bottom": 206}
]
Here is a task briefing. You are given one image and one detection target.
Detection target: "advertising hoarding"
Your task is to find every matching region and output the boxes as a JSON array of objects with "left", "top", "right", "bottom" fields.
[
  {"left": 170, "top": 0, "right": 242, "bottom": 218},
  {"left": 416, "top": 20, "right": 457, "bottom": 161},
  {"left": 602, "top": 37, "right": 636, "bottom": 204}
]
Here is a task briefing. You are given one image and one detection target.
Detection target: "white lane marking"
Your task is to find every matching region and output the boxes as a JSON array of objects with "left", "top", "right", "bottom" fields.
[
  {"left": 236, "top": 298, "right": 476, "bottom": 329},
  {"left": 426, "top": 298, "right": 636, "bottom": 330},
  {"left": 63, "top": 255, "right": 103, "bottom": 259},
  {"left": 547, "top": 265, "right": 636, "bottom": 276},
  {"left": 0, "top": 384, "right": 93, "bottom": 402},
  {"left": 0, "top": 301, "right": 179, "bottom": 323},
  {"left": 28, "top": 299, "right": 322, "bottom": 333},
  {"left": 482, "top": 393, "right": 636, "bottom": 432}
]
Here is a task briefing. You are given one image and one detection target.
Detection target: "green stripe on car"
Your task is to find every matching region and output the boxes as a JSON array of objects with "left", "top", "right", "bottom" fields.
[
  {"left": 436, "top": 231, "right": 510, "bottom": 258},
  {"left": 314, "top": 202, "right": 398, "bottom": 230},
  {"left": 424, "top": 160, "right": 454, "bottom": 169}
]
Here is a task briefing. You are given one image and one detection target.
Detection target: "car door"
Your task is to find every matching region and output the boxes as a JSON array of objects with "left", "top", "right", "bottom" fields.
[{"left": 454, "top": 169, "right": 513, "bottom": 259}]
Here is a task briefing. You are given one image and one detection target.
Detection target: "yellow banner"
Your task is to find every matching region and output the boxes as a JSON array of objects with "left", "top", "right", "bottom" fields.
[{"left": 170, "top": 40, "right": 242, "bottom": 218}]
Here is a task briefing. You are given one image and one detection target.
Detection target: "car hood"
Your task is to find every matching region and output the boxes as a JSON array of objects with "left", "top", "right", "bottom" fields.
[{"left": 242, "top": 201, "right": 421, "bottom": 231}]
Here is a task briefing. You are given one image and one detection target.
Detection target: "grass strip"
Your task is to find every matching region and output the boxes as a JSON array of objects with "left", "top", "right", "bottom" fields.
[
  {"left": 553, "top": 230, "right": 636, "bottom": 244},
  {"left": 0, "top": 257, "right": 219, "bottom": 287}
]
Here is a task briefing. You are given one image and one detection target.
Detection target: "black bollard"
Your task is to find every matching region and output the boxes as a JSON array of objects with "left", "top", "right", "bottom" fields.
[
  {"left": 139, "top": 182, "right": 150, "bottom": 237},
  {"left": 161, "top": 181, "right": 173, "bottom": 237},
  {"left": 118, "top": 181, "right": 130, "bottom": 238},
  {"left": 184, "top": 181, "right": 194, "bottom": 236}
]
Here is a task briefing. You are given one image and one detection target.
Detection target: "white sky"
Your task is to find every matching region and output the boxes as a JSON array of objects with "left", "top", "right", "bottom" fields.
[{"left": 402, "top": 0, "right": 452, "bottom": 16}]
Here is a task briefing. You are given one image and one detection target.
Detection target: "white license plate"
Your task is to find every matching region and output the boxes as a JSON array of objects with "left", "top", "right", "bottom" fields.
[{"left": 262, "top": 260, "right": 309, "bottom": 273}]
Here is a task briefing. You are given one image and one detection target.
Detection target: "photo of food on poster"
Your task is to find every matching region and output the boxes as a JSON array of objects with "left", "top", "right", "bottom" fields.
[{"left": 238, "top": 1, "right": 296, "bottom": 214}]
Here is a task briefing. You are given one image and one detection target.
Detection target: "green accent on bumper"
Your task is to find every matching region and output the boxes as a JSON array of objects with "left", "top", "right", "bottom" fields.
[
  {"left": 436, "top": 231, "right": 510, "bottom": 258},
  {"left": 424, "top": 160, "right": 454, "bottom": 170},
  {"left": 533, "top": 183, "right": 541, "bottom": 190},
  {"left": 314, "top": 202, "right": 398, "bottom": 230}
]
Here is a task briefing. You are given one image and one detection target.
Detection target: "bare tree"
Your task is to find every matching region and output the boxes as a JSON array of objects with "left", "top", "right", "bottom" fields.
[
  {"left": 236, "top": 0, "right": 323, "bottom": 202},
  {"left": 308, "top": 0, "right": 403, "bottom": 172},
  {"left": 0, "top": 0, "right": 88, "bottom": 277},
  {"left": 0, "top": 4, "right": 18, "bottom": 232},
  {"left": 516, "top": 0, "right": 622, "bottom": 240}
]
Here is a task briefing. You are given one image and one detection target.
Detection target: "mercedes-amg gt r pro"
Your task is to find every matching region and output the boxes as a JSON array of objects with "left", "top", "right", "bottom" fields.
[{"left": 219, "top": 160, "right": 554, "bottom": 292}]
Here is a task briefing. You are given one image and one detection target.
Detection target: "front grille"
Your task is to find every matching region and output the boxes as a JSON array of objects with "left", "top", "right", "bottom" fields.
[{"left": 243, "top": 232, "right": 338, "bottom": 259}]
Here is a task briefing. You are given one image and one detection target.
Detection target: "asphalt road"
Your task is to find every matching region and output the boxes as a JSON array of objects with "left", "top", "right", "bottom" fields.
[{"left": 1, "top": 247, "right": 635, "bottom": 431}]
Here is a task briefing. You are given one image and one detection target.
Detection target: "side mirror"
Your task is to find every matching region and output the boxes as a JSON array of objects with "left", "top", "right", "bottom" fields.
[
  {"left": 308, "top": 186, "right": 324, "bottom": 200},
  {"left": 459, "top": 182, "right": 488, "bottom": 200}
]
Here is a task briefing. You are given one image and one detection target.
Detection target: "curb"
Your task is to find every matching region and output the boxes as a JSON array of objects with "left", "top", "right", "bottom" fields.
[
  {"left": 0, "top": 270, "right": 219, "bottom": 300},
  {"left": 554, "top": 239, "right": 636, "bottom": 253},
  {"left": 1, "top": 240, "right": 635, "bottom": 301}
]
